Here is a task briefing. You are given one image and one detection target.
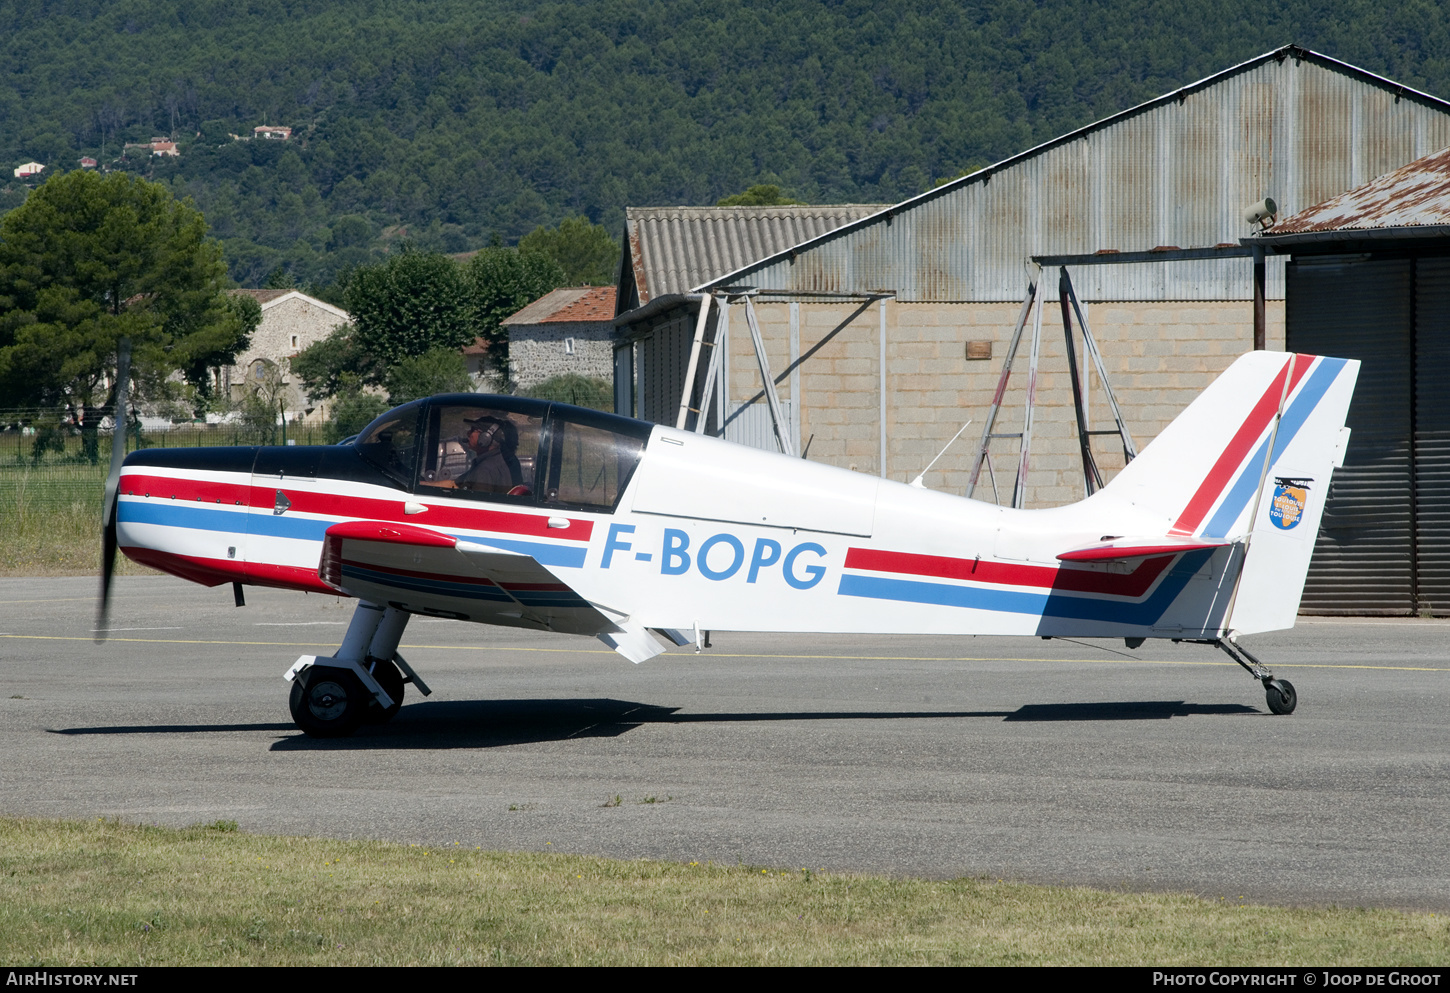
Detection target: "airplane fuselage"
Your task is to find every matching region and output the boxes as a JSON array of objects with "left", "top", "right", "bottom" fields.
[{"left": 117, "top": 395, "right": 1259, "bottom": 644}]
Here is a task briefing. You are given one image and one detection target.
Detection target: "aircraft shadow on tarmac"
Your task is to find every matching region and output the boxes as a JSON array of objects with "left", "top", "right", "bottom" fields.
[{"left": 47, "top": 698, "right": 1260, "bottom": 751}]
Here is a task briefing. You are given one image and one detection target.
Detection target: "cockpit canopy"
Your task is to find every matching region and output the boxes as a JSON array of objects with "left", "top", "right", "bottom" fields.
[{"left": 355, "top": 395, "right": 652, "bottom": 513}]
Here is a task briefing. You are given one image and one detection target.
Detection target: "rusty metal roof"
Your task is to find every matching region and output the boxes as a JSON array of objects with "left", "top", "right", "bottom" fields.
[
  {"left": 625, "top": 204, "right": 888, "bottom": 304},
  {"left": 504, "top": 286, "right": 616, "bottom": 325},
  {"left": 1268, "top": 145, "right": 1450, "bottom": 235}
]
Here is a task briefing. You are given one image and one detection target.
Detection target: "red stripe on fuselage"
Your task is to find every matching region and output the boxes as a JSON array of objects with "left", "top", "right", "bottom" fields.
[
  {"left": 120, "top": 474, "right": 249, "bottom": 507},
  {"left": 121, "top": 545, "right": 336, "bottom": 594},
  {"left": 120, "top": 472, "right": 594, "bottom": 541},
  {"left": 843, "top": 547, "right": 1174, "bottom": 598},
  {"left": 1169, "top": 354, "right": 1313, "bottom": 536}
]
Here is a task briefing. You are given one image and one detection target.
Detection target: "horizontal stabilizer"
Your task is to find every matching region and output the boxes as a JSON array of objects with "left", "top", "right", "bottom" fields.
[{"left": 1057, "top": 536, "right": 1231, "bottom": 563}]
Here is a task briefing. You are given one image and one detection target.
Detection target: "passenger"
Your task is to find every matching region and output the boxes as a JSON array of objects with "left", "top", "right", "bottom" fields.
[{"left": 457, "top": 415, "right": 523, "bottom": 493}]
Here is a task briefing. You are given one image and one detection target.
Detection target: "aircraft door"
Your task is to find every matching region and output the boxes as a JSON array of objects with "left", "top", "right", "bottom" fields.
[{"left": 249, "top": 443, "right": 327, "bottom": 580}]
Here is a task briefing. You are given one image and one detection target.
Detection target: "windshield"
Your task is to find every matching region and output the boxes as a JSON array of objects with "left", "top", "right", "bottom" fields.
[{"left": 355, "top": 402, "right": 423, "bottom": 487}]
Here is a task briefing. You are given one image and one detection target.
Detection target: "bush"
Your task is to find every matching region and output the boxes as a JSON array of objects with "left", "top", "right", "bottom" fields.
[
  {"left": 385, "top": 347, "right": 474, "bottom": 405},
  {"left": 520, "top": 374, "right": 614, "bottom": 412},
  {"left": 329, "top": 390, "right": 391, "bottom": 441}
]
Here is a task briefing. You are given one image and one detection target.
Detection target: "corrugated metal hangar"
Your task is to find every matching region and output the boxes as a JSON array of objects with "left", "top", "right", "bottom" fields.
[
  {"left": 614, "top": 45, "right": 1450, "bottom": 514},
  {"left": 1253, "top": 148, "right": 1450, "bottom": 615},
  {"left": 612, "top": 203, "right": 886, "bottom": 441}
]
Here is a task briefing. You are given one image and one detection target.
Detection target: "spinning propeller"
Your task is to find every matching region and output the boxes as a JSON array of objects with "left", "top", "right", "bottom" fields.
[{"left": 95, "top": 338, "right": 130, "bottom": 643}]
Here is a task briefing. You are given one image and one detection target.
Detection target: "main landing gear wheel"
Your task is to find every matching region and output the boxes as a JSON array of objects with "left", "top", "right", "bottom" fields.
[
  {"left": 1264, "top": 678, "right": 1298, "bottom": 716},
  {"left": 363, "top": 658, "right": 405, "bottom": 725},
  {"left": 290, "top": 666, "right": 367, "bottom": 738}
]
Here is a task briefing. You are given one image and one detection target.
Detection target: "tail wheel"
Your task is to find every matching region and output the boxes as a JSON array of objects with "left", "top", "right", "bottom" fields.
[
  {"left": 363, "top": 658, "right": 405, "bottom": 725},
  {"left": 1265, "top": 678, "right": 1297, "bottom": 715},
  {"left": 289, "top": 666, "right": 366, "bottom": 738}
]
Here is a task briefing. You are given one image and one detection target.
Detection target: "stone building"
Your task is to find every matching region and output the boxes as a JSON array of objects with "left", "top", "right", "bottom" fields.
[
  {"left": 615, "top": 46, "right": 1450, "bottom": 509},
  {"left": 226, "top": 289, "right": 351, "bottom": 421},
  {"left": 461, "top": 336, "right": 495, "bottom": 388},
  {"left": 504, "top": 286, "right": 616, "bottom": 390}
]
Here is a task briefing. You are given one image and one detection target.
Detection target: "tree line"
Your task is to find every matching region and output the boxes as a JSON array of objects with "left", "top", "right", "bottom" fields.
[{"left": 6, "top": 0, "right": 1449, "bottom": 288}]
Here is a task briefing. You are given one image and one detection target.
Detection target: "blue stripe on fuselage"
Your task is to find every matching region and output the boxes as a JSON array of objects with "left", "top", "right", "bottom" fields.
[
  {"left": 118, "top": 500, "right": 587, "bottom": 568},
  {"left": 119, "top": 499, "right": 258, "bottom": 535},
  {"left": 837, "top": 549, "right": 1214, "bottom": 626},
  {"left": 461, "top": 536, "right": 586, "bottom": 568}
]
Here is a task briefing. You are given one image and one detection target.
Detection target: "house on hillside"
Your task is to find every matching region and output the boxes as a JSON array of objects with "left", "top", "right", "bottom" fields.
[
  {"left": 253, "top": 126, "right": 292, "bottom": 140},
  {"left": 150, "top": 141, "right": 178, "bottom": 157},
  {"left": 615, "top": 45, "right": 1450, "bottom": 511},
  {"left": 225, "top": 289, "right": 351, "bottom": 421},
  {"left": 12, "top": 162, "right": 43, "bottom": 178},
  {"left": 461, "top": 337, "right": 493, "bottom": 386},
  {"left": 78, "top": 157, "right": 97, "bottom": 169},
  {"left": 504, "top": 286, "right": 617, "bottom": 390}
]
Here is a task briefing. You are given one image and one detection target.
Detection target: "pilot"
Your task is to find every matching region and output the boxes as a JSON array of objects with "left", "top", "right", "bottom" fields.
[{"left": 457, "top": 414, "right": 523, "bottom": 493}]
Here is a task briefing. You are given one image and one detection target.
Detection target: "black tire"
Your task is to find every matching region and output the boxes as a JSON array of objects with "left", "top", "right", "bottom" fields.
[
  {"left": 1265, "top": 678, "right": 1297, "bottom": 715},
  {"left": 362, "top": 657, "right": 405, "bottom": 724},
  {"left": 289, "top": 665, "right": 366, "bottom": 738}
]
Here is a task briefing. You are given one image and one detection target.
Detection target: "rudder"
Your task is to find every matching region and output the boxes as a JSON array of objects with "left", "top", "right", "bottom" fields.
[{"left": 1098, "top": 351, "right": 1359, "bottom": 634}]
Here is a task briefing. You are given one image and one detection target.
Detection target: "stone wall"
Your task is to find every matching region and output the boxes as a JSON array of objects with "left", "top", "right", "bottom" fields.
[{"left": 509, "top": 320, "right": 615, "bottom": 390}]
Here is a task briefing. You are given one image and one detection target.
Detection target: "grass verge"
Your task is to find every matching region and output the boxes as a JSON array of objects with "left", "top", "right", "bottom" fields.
[
  {"left": 1, "top": 817, "right": 1446, "bottom": 966},
  {"left": 0, "top": 469, "right": 157, "bottom": 576}
]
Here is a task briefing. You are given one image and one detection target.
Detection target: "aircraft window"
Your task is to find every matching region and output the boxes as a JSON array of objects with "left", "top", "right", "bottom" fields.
[
  {"left": 418, "top": 404, "right": 544, "bottom": 504},
  {"left": 544, "top": 415, "right": 647, "bottom": 512},
  {"left": 355, "top": 404, "right": 422, "bottom": 487}
]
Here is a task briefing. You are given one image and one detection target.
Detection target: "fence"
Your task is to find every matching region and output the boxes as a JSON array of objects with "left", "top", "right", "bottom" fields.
[{"left": 0, "top": 420, "right": 337, "bottom": 515}]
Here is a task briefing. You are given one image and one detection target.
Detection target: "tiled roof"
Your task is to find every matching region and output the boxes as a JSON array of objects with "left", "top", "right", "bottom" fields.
[
  {"left": 227, "top": 288, "right": 352, "bottom": 321},
  {"left": 504, "top": 286, "right": 616, "bottom": 325}
]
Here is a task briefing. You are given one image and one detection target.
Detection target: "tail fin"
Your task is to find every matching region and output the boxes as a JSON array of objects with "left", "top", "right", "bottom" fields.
[{"left": 1103, "top": 351, "right": 1359, "bottom": 633}]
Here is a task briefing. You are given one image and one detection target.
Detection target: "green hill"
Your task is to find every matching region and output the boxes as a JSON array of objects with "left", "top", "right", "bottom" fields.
[{"left": 2, "top": 0, "right": 1447, "bottom": 286}]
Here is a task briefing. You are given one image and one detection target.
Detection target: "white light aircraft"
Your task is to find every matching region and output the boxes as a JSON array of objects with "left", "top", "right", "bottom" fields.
[{"left": 98, "top": 349, "right": 1358, "bottom": 736}]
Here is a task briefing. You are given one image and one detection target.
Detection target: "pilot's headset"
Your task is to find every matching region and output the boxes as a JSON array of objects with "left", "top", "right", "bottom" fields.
[{"left": 466, "top": 415, "right": 507, "bottom": 454}]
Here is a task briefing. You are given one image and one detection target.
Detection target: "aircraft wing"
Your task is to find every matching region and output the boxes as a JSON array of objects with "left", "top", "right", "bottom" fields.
[
  {"left": 318, "top": 520, "right": 667, "bottom": 662},
  {"left": 1056, "top": 535, "right": 1232, "bottom": 563}
]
